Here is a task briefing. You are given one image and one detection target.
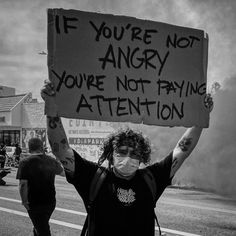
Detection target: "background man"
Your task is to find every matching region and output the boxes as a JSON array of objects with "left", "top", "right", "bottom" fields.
[{"left": 16, "top": 137, "right": 64, "bottom": 236}]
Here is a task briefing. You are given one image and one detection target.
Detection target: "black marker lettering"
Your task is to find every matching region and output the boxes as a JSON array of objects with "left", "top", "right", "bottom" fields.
[
  {"left": 104, "top": 97, "right": 117, "bottom": 116},
  {"left": 143, "top": 29, "right": 158, "bottom": 44},
  {"left": 130, "top": 47, "right": 143, "bottom": 68},
  {"left": 99, "top": 44, "right": 116, "bottom": 69},
  {"left": 89, "top": 21, "right": 106, "bottom": 41},
  {"left": 140, "top": 99, "right": 156, "bottom": 116},
  {"left": 131, "top": 27, "right": 142, "bottom": 41},
  {"left": 90, "top": 95, "right": 103, "bottom": 115},
  {"left": 76, "top": 94, "right": 93, "bottom": 113},
  {"left": 117, "top": 97, "right": 128, "bottom": 116},
  {"left": 156, "top": 50, "right": 170, "bottom": 76},
  {"left": 114, "top": 26, "right": 125, "bottom": 41},
  {"left": 63, "top": 16, "right": 78, "bottom": 34},
  {"left": 51, "top": 70, "right": 66, "bottom": 92},
  {"left": 128, "top": 97, "right": 140, "bottom": 115},
  {"left": 55, "top": 15, "right": 60, "bottom": 34},
  {"left": 166, "top": 33, "right": 200, "bottom": 49}
]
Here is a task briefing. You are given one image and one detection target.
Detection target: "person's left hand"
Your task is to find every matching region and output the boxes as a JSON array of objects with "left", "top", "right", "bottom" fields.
[{"left": 204, "top": 93, "right": 214, "bottom": 112}]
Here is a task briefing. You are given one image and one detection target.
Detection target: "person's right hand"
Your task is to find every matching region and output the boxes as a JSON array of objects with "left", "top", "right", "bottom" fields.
[
  {"left": 41, "top": 80, "right": 55, "bottom": 101},
  {"left": 41, "top": 80, "right": 58, "bottom": 116}
]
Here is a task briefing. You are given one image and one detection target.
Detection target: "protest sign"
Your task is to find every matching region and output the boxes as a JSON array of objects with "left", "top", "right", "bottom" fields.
[{"left": 47, "top": 8, "right": 209, "bottom": 127}]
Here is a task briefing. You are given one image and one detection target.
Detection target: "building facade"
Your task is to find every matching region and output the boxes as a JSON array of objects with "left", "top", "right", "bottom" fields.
[
  {"left": 0, "top": 85, "right": 46, "bottom": 148},
  {"left": 0, "top": 85, "right": 116, "bottom": 161}
]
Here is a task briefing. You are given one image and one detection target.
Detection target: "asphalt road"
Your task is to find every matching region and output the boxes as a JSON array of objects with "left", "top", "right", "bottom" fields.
[{"left": 0, "top": 168, "right": 235, "bottom": 236}]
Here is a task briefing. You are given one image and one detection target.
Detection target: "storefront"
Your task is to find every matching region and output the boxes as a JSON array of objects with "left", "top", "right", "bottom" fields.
[
  {"left": 0, "top": 85, "right": 117, "bottom": 159},
  {"left": 0, "top": 129, "right": 21, "bottom": 146},
  {"left": 22, "top": 128, "right": 47, "bottom": 149},
  {"left": 0, "top": 87, "right": 41, "bottom": 148}
]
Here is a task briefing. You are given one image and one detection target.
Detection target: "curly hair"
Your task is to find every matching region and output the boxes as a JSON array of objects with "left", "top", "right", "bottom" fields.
[{"left": 98, "top": 128, "right": 151, "bottom": 168}]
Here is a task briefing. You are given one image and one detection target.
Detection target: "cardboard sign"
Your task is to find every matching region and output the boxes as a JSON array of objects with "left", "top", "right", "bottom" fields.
[{"left": 47, "top": 9, "right": 209, "bottom": 127}]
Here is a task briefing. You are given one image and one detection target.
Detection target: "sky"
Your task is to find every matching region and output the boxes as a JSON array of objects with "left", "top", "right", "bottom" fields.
[{"left": 0, "top": 0, "right": 236, "bottom": 197}]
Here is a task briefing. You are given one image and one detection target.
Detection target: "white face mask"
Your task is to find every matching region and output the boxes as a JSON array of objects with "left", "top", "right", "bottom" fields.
[{"left": 113, "top": 155, "right": 140, "bottom": 177}]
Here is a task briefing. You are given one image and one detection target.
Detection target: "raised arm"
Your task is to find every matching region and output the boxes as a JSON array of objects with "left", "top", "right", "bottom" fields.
[
  {"left": 170, "top": 126, "right": 202, "bottom": 178},
  {"left": 170, "top": 94, "right": 213, "bottom": 178},
  {"left": 41, "top": 81, "right": 74, "bottom": 177},
  {"left": 47, "top": 116, "right": 74, "bottom": 175}
]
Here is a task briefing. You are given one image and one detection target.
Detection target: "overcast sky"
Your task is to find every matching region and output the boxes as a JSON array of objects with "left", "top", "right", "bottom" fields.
[{"left": 0, "top": 0, "right": 235, "bottom": 100}]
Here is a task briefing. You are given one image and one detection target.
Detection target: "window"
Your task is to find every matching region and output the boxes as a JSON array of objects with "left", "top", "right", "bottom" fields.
[
  {"left": 0, "top": 130, "right": 20, "bottom": 146},
  {"left": 0, "top": 116, "right": 5, "bottom": 122}
]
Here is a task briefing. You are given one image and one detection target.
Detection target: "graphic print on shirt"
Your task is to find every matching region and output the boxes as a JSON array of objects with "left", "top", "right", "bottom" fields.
[{"left": 116, "top": 187, "right": 136, "bottom": 206}]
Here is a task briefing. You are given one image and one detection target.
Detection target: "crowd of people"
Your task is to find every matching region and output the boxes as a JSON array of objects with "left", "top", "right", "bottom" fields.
[
  {"left": 0, "top": 143, "right": 22, "bottom": 168},
  {"left": 0, "top": 143, "right": 23, "bottom": 185}
]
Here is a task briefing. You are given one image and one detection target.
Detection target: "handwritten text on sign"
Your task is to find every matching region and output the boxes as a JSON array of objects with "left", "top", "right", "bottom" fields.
[{"left": 47, "top": 9, "right": 209, "bottom": 127}]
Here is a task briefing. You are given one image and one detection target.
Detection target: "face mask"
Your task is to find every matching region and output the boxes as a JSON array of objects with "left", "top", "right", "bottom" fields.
[{"left": 113, "top": 155, "right": 140, "bottom": 177}]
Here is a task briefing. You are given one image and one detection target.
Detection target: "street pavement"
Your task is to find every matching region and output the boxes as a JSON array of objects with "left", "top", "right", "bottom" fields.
[{"left": 0, "top": 168, "right": 236, "bottom": 236}]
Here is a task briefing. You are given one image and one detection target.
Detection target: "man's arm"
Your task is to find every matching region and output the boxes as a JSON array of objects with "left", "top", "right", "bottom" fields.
[
  {"left": 41, "top": 81, "right": 75, "bottom": 177},
  {"left": 19, "top": 179, "right": 29, "bottom": 210},
  {"left": 170, "top": 127, "right": 202, "bottom": 178},
  {"left": 170, "top": 94, "right": 214, "bottom": 178},
  {"left": 47, "top": 116, "right": 74, "bottom": 177}
]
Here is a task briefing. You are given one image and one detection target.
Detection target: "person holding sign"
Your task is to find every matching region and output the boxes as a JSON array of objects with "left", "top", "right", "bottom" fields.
[{"left": 41, "top": 81, "right": 213, "bottom": 236}]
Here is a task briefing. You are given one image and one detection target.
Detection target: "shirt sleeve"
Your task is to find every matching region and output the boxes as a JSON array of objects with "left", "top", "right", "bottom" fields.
[
  {"left": 16, "top": 159, "right": 28, "bottom": 180},
  {"left": 146, "top": 152, "right": 173, "bottom": 200},
  {"left": 65, "top": 150, "right": 99, "bottom": 203}
]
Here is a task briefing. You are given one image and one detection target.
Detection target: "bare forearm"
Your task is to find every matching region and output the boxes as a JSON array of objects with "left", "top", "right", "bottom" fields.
[
  {"left": 170, "top": 126, "right": 203, "bottom": 177},
  {"left": 176, "top": 126, "right": 202, "bottom": 154},
  {"left": 47, "top": 116, "right": 74, "bottom": 175},
  {"left": 47, "top": 116, "right": 68, "bottom": 154}
]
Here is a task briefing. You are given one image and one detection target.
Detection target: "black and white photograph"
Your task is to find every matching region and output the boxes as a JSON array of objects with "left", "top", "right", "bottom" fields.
[{"left": 0, "top": 1, "right": 235, "bottom": 235}]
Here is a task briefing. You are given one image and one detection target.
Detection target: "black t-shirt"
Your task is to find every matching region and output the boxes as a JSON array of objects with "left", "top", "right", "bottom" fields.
[
  {"left": 66, "top": 151, "right": 173, "bottom": 236},
  {"left": 16, "top": 154, "right": 63, "bottom": 207}
]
